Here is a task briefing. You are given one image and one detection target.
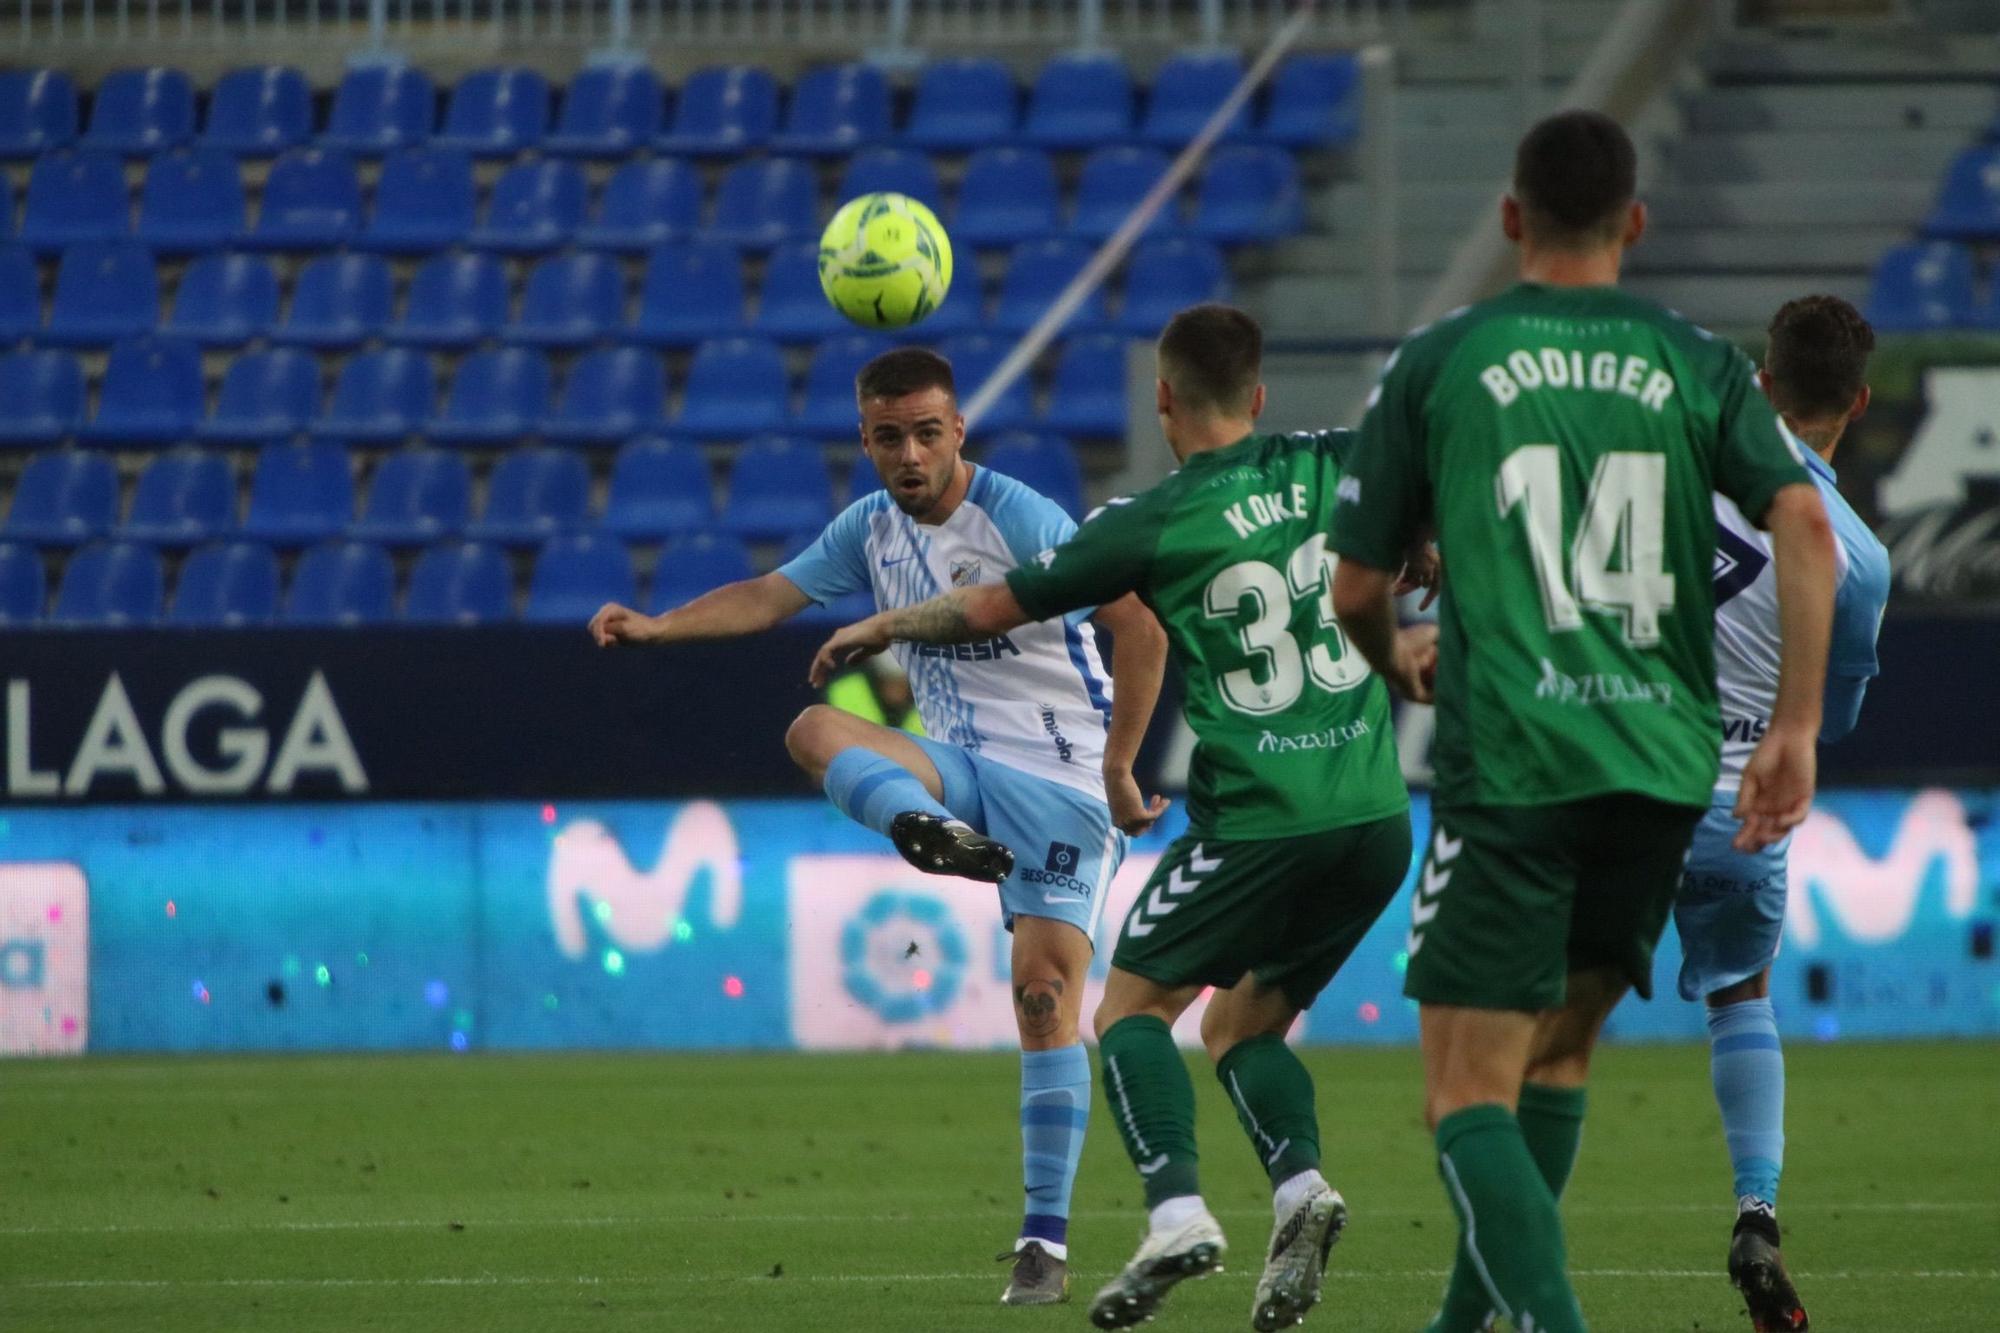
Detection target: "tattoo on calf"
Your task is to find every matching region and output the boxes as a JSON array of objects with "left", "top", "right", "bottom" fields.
[{"left": 1014, "top": 978, "right": 1065, "bottom": 1038}]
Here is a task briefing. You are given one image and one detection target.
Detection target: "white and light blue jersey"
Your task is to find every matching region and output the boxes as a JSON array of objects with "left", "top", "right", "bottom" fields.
[
  {"left": 779, "top": 467, "right": 1113, "bottom": 801},
  {"left": 1711, "top": 424, "right": 1890, "bottom": 793}
]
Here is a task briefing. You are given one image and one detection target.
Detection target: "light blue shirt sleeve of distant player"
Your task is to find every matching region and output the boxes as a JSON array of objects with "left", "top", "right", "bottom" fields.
[
  {"left": 1815, "top": 468, "right": 1892, "bottom": 742},
  {"left": 977, "top": 469, "right": 1090, "bottom": 617},
  {"left": 776, "top": 497, "right": 879, "bottom": 606}
]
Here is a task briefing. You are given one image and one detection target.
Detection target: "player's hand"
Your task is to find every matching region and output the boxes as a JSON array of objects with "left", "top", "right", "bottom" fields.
[
  {"left": 809, "top": 618, "right": 892, "bottom": 687},
  {"left": 1104, "top": 768, "right": 1170, "bottom": 837},
  {"left": 1394, "top": 542, "right": 1443, "bottom": 612},
  {"left": 589, "top": 602, "right": 656, "bottom": 647},
  {"left": 1382, "top": 623, "right": 1438, "bottom": 703},
  {"left": 1733, "top": 724, "right": 1816, "bottom": 852}
]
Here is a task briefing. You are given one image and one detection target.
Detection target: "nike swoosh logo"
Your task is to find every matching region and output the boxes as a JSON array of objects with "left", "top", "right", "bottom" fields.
[
  {"left": 1042, "top": 892, "right": 1083, "bottom": 904},
  {"left": 880, "top": 554, "right": 917, "bottom": 568},
  {"left": 1137, "top": 1154, "right": 1169, "bottom": 1176}
]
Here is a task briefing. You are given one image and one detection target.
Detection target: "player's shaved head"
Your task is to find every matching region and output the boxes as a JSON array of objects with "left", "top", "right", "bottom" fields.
[
  {"left": 856, "top": 346, "right": 956, "bottom": 406},
  {"left": 1158, "top": 303, "right": 1263, "bottom": 416},
  {"left": 1764, "top": 295, "right": 1875, "bottom": 423},
  {"left": 1512, "top": 110, "right": 1637, "bottom": 248}
]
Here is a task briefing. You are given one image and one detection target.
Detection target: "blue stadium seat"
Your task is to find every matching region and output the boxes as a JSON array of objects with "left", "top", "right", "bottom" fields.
[
  {"left": 527, "top": 532, "right": 636, "bottom": 622},
  {"left": 20, "top": 149, "right": 130, "bottom": 252},
  {"left": 389, "top": 252, "right": 510, "bottom": 350},
  {"left": 793, "top": 333, "right": 892, "bottom": 435},
  {"left": 630, "top": 240, "right": 747, "bottom": 347},
  {"left": 201, "top": 65, "right": 313, "bottom": 156},
  {"left": 507, "top": 251, "right": 625, "bottom": 348},
  {"left": 0, "top": 542, "right": 45, "bottom": 622},
  {"left": 754, "top": 241, "right": 847, "bottom": 343},
  {"left": 243, "top": 440, "right": 353, "bottom": 545},
  {"left": 169, "top": 541, "right": 280, "bottom": 626},
  {"left": 352, "top": 447, "right": 471, "bottom": 545},
  {"left": 80, "top": 335, "right": 204, "bottom": 445},
  {"left": 359, "top": 147, "right": 476, "bottom": 253},
  {"left": 601, "top": 436, "right": 713, "bottom": 539},
  {"left": 248, "top": 148, "right": 362, "bottom": 249},
  {"left": 655, "top": 65, "right": 779, "bottom": 157},
  {"left": 577, "top": 158, "right": 703, "bottom": 251},
  {"left": 543, "top": 64, "right": 664, "bottom": 157},
  {"left": 721, "top": 436, "right": 834, "bottom": 540},
  {"left": 1864, "top": 242, "right": 1976, "bottom": 331},
  {"left": 1192, "top": 145, "right": 1303, "bottom": 244},
  {"left": 200, "top": 347, "right": 320, "bottom": 444},
  {"left": 124, "top": 448, "right": 237, "bottom": 546},
  {"left": 0, "top": 70, "right": 78, "bottom": 160},
  {"left": 0, "top": 350, "right": 84, "bottom": 446},
  {"left": 774, "top": 63, "right": 890, "bottom": 155},
  {"left": 993, "top": 237, "right": 1108, "bottom": 335},
  {"left": 1024, "top": 53, "right": 1133, "bottom": 149},
  {"left": 541, "top": 346, "right": 666, "bottom": 446},
  {"left": 981, "top": 433, "right": 1083, "bottom": 518},
  {"left": 469, "top": 159, "right": 588, "bottom": 253},
  {"left": 404, "top": 541, "right": 513, "bottom": 624},
  {"left": 135, "top": 147, "right": 246, "bottom": 252},
  {"left": 1118, "top": 236, "right": 1229, "bottom": 334},
  {"left": 904, "top": 57, "right": 1016, "bottom": 151},
  {"left": 0, "top": 173, "right": 13, "bottom": 241},
  {"left": 471, "top": 446, "right": 590, "bottom": 545},
  {"left": 171, "top": 253, "right": 281, "bottom": 349},
  {"left": 83, "top": 66, "right": 195, "bottom": 155},
  {"left": 435, "top": 67, "right": 550, "bottom": 157},
  {"left": 285, "top": 540, "right": 396, "bottom": 624},
  {"left": 312, "top": 347, "right": 435, "bottom": 444},
  {"left": 46, "top": 242, "right": 159, "bottom": 346},
  {"left": 273, "top": 252, "right": 394, "bottom": 349},
  {"left": 321, "top": 66, "right": 434, "bottom": 155},
  {"left": 0, "top": 245, "right": 44, "bottom": 342},
  {"left": 709, "top": 157, "right": 818, "bottom": 251},
  {"left": 428, "top": 347, "right": 552, "bottom": 446},
  {"left": 941, "top": 333, "right": 1034, "bottom": 432},
  {"left": 1042, "top": 334, "right": 1127, "bottom": 438},
  {"left": 52, "top": 540, "right": 164, "bottom": 625},
  {"left": 676, "top": 337, "right": 789, "bottom": 436},
  {"left": 1073, "top": 145, "right": 1179, "bottom": 240},
  {"left": 3, "top": 449, "right": 118, "bottom": 545},
  {"left": 1924, "top": 146, "right": 2000, "bottom": 240},
  {"left": 839, "top": 147, "right": 943, "bottom": 211},
  {"left": 1141, "top": 52, "right": 1249, "bottom": 147},
  {"left": 953, "top": 147, "right": 1059, "bottom": 249},
  {"left": 648, "top": 531, "right": 753, "bottom": 611},
  {"left": 1256, "top": 52, "right": 1360, "bottom": 148}
]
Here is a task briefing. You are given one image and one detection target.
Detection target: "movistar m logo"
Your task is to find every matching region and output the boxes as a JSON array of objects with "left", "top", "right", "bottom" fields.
[
  {"left": 547, "top": 802, "right": 743, "bottom": 959},
  {"left": 1786, "top": 791, "right": 1979, "bottom": 948}
]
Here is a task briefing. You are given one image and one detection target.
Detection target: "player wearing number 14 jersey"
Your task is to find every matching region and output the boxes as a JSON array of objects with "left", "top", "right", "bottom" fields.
[{"left": 812, "top": 304, "right": 1427, "bottom": 1332}]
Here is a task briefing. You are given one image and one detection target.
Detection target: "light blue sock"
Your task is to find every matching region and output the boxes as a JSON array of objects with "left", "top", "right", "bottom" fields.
[
  {"left": 1020, "top": 1043, "right": 1091, "bottom": 1253},
  {"left": 1707, "top": 998, "right": 1785, "bottom": 1208},
  {"left": 822, "top": 748, "right": 951, "bottom": 840}
]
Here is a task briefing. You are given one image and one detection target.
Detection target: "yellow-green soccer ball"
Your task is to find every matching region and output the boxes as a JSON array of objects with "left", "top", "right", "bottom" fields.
[{"left": 819, "top": 193, "right": 954, "bottom": 330}]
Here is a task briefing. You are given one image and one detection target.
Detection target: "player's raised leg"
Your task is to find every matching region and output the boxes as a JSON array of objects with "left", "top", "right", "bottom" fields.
[{"left": 784, "top": 703, "right": 1015, "bottom": 883}]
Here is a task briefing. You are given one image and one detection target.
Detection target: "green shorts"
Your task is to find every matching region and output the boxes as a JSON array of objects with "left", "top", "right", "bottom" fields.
[
  {"left": 1403, "top": 795, "right": 1704, "bottom": 1012},
  {"left": 1111, "top": 812, "right": 1413, "bottom": 1011}
]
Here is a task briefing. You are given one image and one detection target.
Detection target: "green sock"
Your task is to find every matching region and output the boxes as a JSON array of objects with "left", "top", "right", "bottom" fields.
[
  {"left": 1434, "top": 1104, "right": 1587, "bottom": 1333},
  {"left": 1215, "top": 1033, "right": 1321, "bottom": 1187},
  {"left": 1430, "top": 1084, "right": 1588, "bottom": 1332},
  {"left": 1098, "top": 1015, "right": 1201, "bottom": 1208}
]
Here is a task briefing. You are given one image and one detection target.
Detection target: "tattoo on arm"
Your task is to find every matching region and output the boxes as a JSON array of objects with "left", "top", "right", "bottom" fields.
[
  {"left": 1013, "top": 978, "right": 1065, "bottom": 1039},
  {"left": 883, "top": 590, "right": 982, "bottom": 645}
]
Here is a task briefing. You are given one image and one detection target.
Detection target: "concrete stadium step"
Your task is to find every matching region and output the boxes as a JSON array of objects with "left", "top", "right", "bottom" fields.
[
  {"left": 1396, "top": 38, "right": 1599, "bottom": 87},
  {"left": 1644, "top": 178, "right": 1936, "bottom": 227},
  {"left": 1680, "top": 82, "right": 1998, "bottom": 134},
  {"left": 1238, "top": 272, "right": 1431, "bottom": 338},
  {"left": 1625, "top": 272, "right": 1869, "bottom": 329},
  {"left": 1396, "top": 86, "right": 1524, "bottom": 133},
  {"left": 1628, "top": 225, "right": 1907, "bottom": 274},
  {"left": 1653, "top": 128, "right": 1970, "bottom": 184},
  {"left": 1704, "top": 31, "right": 2000, "bottom": 82}
]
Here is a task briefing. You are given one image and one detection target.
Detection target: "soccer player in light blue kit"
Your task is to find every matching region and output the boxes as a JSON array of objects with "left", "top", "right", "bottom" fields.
[
  {"left": 590, "top": 346, "right": 1169, "bottom": 1305},
  {"left": 1679, "top": 296, "right": 1890, "bottom": 1332}
]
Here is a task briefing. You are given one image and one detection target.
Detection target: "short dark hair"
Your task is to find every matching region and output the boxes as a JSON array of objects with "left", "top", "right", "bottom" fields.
[
  {"left": 1765, "top": 295, "right": 1875, "bottom": 421},
  {"left": 1513, "top": 110, "right": 1637, "bottom": 246},
  {"left": 855, "top": 346, "right": 956, "bottom": 404},
  {"left": 1157, "top": 303, "right": 1262, "bottom": 414}
]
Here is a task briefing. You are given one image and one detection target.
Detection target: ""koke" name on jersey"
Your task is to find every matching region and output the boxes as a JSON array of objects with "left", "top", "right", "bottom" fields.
[
  {"left": 1222, "top": 482, "right": 1312, "bottom": 539},
  {"left": 1479, "top": 348, "right": 1676, "bottom": 413}
]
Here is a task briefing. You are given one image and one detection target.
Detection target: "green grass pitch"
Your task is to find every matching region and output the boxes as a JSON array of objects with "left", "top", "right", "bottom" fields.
[{"left": 3, "top": 1042, "right": 1994, "bottom": 1331}]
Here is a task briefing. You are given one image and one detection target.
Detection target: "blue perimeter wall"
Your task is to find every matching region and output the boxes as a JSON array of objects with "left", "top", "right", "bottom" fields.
[{"left": 1, "top": 789, "right": 1994, "bottom": 1056}]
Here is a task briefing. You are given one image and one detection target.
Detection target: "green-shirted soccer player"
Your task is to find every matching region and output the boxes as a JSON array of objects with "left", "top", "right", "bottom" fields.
[
  {"left": 812, "top": 305, "right": 1435, "bottom": 1332},
  {"left": 1329, "top": 112, "right": 1839, "bottom": 1333}
]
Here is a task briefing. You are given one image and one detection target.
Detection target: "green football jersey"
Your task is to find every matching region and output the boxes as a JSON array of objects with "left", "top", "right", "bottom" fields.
[
  {"left": 1007, "top": 430, "right": 1409, "bottom": 841},
  {"left": 1332, "top": 282, "right": 1813, "bottom": 809}
]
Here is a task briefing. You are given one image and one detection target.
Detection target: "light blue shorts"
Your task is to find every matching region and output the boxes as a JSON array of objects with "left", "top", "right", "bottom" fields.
[
  {"left": 910, "top": 734, "right": 1126, "bottom": 941},
  {"left": 1672, "top": 799, "right": 1792, "bottom": 1001}
]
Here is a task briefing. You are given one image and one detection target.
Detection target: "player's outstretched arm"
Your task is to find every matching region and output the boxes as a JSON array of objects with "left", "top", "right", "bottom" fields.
[
  {"left": 1332, "top": 560, "right": 1439, "bottom": 703},
  {"left": 1093, "top": 593, "right": 1172, "bottom": 836},
  {"left": 590, "top": 572, "right": 811, "bottom": 648},
  {"left": 1734, "top": 482, "right": 1837, "bottom": 852},
  {"left": 808, "top": 584, "right": 1029, "bottom": 686}
]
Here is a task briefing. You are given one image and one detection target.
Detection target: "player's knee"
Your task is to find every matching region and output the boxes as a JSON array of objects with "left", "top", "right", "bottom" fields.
[
  {"left": 783, "top": 705, "right": 845, "bottom": 777},
  {"left": 1012, "top": 976, "right": 1073, "bottom": 1045}
]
